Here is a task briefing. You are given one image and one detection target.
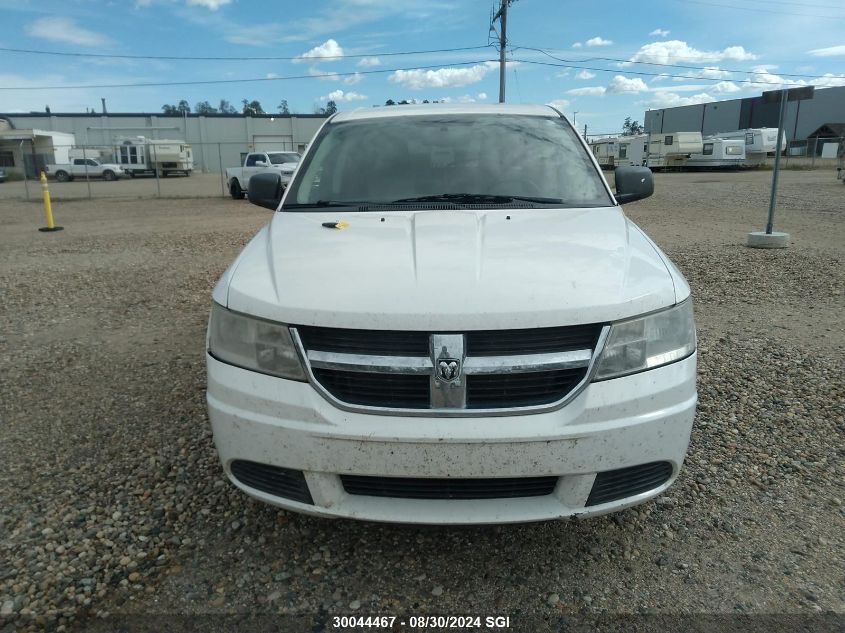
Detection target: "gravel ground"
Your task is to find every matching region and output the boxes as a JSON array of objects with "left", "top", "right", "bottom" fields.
[{"left": 0, "top": 170, "right": 843, "bottom": 632}]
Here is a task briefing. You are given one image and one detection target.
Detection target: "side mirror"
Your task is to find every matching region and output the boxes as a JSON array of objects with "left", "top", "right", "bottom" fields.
[
  {"left": 248, "top": 172, "right": 283, "bottom": 210},
  {"left": 254, "top": 160, "right": 267, "bottom": 167},
  {"left": 614, "top": 166, "right": 654, "bottom": 204}
]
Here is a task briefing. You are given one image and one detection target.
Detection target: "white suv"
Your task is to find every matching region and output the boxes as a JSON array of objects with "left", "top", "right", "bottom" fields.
[{"left": 206, "top": 104, "right": 697, "bottom": 524}]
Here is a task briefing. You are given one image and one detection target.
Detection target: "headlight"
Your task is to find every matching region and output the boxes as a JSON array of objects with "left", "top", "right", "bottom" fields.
[
  {"left": 593, "top": 299, "right": 696, "bottom": 381},
  {"left": 208, "top": 303, "right": 306, "bottom": 381}
]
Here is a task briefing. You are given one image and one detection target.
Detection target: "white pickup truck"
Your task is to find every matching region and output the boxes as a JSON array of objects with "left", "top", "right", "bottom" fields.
[
  {"left": 207, "top": 104, "right": 697, "bottom": 524},
  {"left": 225, "top": 151, "right": 300, "bottom": 200},
  {"left": 46, "top": 158, "right": 125, "bottom": 182}
]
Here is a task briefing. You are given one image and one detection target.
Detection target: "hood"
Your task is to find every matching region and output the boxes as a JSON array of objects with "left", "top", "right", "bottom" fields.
[{"left": 223, "top": 207, "right": 678, "bottom": 330}]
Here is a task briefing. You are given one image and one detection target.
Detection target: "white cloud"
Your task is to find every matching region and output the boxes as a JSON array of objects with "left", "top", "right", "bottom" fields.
[
  {"left": 567, "top": 86, "right": 607, "bottom": 96},
  {"left": 699, "top": 66, "right": 732, "bottom": 79},
  {"left": 645, "top": 92, "right": 716, "bottom": 108},
  {"left": 308, "top": 68, "right": 340, "bottom": 81},
  {"left": 649, "top": 28, "right": 670, "bottom": 37},
  {"left": 477, "top": 92, "right": 488, "bottom": 100},
  {"left": 575, "top": 70, "right": 596, "bottom": 80},
  {"left": 546, "top": 99, "right": 570, "bottom": 110},
  {"left": 572, "top": 42, "right": 582, "bottom": 49},
  {"left": 586, "top": 36, "right": 613, "bottom": 47},
  {"left": 266, "top": 73, "right": 278, "bottom": 79},
  {"left": 321, "top": 89, "right": 367, "bottom": 102},
  {"left": 25, "top": 17, "right": 113, "bottom": 47},
  {"left": 566, "top": 75, "right": 648, "bottom": 97},
  {"left": 388, "top": 62, "right": 496, "bottom": 90},
  {"left": 626, "top": 40, "right": 757, "bottom": 65},
  {"left": 712, "top": 80, "right": 741, "bottom": 93},
  {"left": 810, "top": 73, "right": 845, "bottom": 88},
  {"left": 650, "top": 73, "right": 670, "bottom": 82},
  {"left": 357, "top": 56, "right": 381, "bottom": 67},
  {"left": 297, "top": 39, "right": 344, "bottom": 63},
  {"left": 607, "top": 75, "right": 648, "bottom": 93},
  {"left": 344, "top": 72, "right": 363, "bottom": 85},
  {"left": 807, "top": 45, "right": 845, "bottom": 57},
  {"left": 186, "top": 0, "right": 231, "bottom": 8}
]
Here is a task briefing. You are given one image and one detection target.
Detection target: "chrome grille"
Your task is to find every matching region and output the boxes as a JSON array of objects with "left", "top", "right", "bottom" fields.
[{"left": 293, "top": 324, "right": 607, "bottom": 415}]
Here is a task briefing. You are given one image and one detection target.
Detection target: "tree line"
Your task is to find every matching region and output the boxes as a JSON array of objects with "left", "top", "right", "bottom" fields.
[{"left": 161, "top": 99, "right": 337, "bottom": 116}]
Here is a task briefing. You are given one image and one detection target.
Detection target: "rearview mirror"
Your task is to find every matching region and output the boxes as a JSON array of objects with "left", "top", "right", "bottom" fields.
[
  {"left": 614, "top": 166, "right": 654, "bottom": 204},
  {"left": 248, "top": 172, "right": 283, "bottom": 210}
]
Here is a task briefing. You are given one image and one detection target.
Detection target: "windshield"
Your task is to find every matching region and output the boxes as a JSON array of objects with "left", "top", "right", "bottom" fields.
[
  {"left": 268, "top": 153, "right": 300, "bottom": 165},
  {"left": 284, "top": 114, "right": 612, "bottom": 209}
]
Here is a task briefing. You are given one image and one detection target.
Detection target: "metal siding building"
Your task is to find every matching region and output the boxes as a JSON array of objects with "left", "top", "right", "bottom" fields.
[
  {"left": 644, "top": 85, "right": 845, "bottom": 141},
  {"left": 0, "top": 112, "right": 328, "bottom": 173}
]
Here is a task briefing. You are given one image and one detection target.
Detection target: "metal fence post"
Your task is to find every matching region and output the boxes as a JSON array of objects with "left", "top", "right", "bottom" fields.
[
  {"left": 218, "top": 142, "right": 225, "bottom": 198},
  {"left": 20, "top": 140, "right": 30, "bottom": 201},
  {"left": 153, "top": 143, "right": 161, "bottom": 198},
  {"left": 84, "top": 147, "right": 92, "bottom": 200}
]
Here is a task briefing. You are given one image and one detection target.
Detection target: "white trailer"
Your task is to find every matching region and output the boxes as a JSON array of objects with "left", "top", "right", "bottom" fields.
[
  {"left": 644, "top": 132, "right": 703, "bottom": 169},
  {"left": 589, "top": 137, "right": 619, "bottom": 169},
  {"left": 708, "top": 128, "right": 784, "bottom": 166},
  {"left": 113, "top": 137, "right": 194, "bottom": 177},
  {"left": 615, "top": 134, "right": 648, "bottom": 167},
  {"left": 686, "top": 138, "right": 746, "bottom": 169}
]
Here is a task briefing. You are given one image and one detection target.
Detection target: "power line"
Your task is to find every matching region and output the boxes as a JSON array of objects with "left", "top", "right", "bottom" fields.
[
  {"left": 0, "top": 60, "right": 497, "bottom": 90},
  {"left": 678, "top": 0, "right": 845, "bottom": 19},
  {"left": 0, "top": 44, "right": 494, "bottom": 62},
  {"left": 512, "top": 45, "right": 830, "bottom": 80},
  {"left": 512, "top": 58, "right": 820, "bottom": 86},
  {"left": 730, "top": 0, "right": 843, "bottom": 8}
]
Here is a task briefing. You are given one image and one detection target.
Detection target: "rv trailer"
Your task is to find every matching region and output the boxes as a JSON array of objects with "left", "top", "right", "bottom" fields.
[
  {"left": 589, "top": 137, "right": 619, "bottom": 169},
  {"left": 686, "top": 138, "right": 746, "bottom": 169},
  {"left": 113, "top": 137, "right": 194, "bottom": 177},
  {"left": 615, "top": 134, "right": 648, "bottom": 167},
  {"left": 644, "top": 132, "right": 703, "bottom": 169},
  {"left": 707, "top": 128, "right": 784, "bottom": 166}
]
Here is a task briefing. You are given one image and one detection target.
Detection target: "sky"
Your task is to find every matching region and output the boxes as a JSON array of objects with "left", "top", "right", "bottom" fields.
[{"left": 1, "top": 0, "right": 843, "bottom": 135}]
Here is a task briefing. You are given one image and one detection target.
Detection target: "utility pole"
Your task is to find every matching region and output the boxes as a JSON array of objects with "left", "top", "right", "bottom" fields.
[{"left": 492, "top": 0, "right": 509, "bottom": 103}]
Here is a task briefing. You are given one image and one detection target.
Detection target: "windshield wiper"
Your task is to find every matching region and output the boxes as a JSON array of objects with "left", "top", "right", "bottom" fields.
[{"left": 392, "top": 193, "right": 563, "bottom": 205}]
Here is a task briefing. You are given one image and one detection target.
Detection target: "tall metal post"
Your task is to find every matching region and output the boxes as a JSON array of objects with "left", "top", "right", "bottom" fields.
[
  {"left": 20, "top": 140, "right": 30, "bottom": 201},
  {"left": 153, "top": 143, "right": 161, "bottom": 198},
  {"left": 218, "top": 143, "right": 225, "bottom": 198},
  {"left": 765, "top": 89, "right": 788, "bottom": 235}
]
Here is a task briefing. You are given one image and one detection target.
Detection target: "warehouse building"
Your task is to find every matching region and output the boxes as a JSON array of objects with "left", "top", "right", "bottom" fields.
[
  {"left": 0, "top": 112, "right": 328, "bottom": 175},
  {"left": 644, "top": 85, "right": 845, "bottom": 149}
]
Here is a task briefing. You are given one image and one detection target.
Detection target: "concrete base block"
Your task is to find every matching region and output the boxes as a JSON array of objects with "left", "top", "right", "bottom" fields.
[{"left": 746, "top": 231, "right": 790, "bottom": 249}]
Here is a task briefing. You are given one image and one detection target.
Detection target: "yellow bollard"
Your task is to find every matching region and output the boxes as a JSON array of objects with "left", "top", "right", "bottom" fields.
[{"left": 38, "top": 171, "right": 63, "bottom": 233}]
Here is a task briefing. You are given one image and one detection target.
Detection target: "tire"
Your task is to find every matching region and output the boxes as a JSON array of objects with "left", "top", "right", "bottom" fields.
[
  {"left": 128, "top": 171, "right": 136, "bottom": 178},
  {"left": 102, "top": 170, "right": 116, "bottom": 182},
  {"left": 230, "top": 180, "right": 245, "bottom": 200},
  {"left": 55, "top": 170, "right": 70, "bottom": 183},
  {"left": 162, "top": 171, "right": 169, "bottom": 178},
  {"left": 185, "top": 171, "right": 191, "bottom": 177}
]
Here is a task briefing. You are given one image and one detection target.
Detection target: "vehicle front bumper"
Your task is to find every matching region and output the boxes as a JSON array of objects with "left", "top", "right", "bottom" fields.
[{"left": 207, "top": 353, "right": 697, "bottom": 524}]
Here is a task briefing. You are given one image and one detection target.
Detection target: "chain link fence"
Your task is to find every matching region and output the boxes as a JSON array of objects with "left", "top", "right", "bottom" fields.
[
  {"left": 0, "top": 140, "right": 300, "bottom": 201},
  {"left": 784, "top": 137, "right": 844, "bottom": 169}
]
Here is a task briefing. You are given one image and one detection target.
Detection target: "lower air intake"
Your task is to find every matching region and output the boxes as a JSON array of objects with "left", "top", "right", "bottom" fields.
[
  {"left": 230, "top": 460, "right": 313, "bottom": 505},
  {"left": 585, "top": 461, "right": 673, "bottom": 506},
  {"left": 341, "top": 475, "right": 558, "bottom": 500}
]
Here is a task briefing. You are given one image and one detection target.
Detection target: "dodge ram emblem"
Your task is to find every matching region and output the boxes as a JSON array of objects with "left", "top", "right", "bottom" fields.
[{"left": 437, "top": 359, "right": 461, "bottom": 382}]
